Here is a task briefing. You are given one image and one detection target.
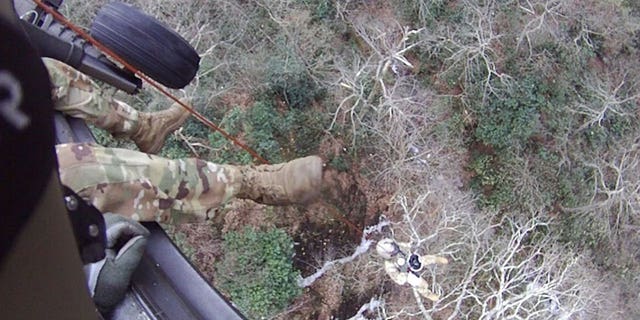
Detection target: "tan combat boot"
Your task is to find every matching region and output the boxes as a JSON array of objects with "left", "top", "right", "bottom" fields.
[
  {"left": 237, "top": 156, "right": 323, "bottom": 205},
  {"left": 130, "top": 101, "right": 190, "bottom": 154}
]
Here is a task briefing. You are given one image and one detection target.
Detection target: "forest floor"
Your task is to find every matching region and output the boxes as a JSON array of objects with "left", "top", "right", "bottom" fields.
[{"left": 174, "top": 146, "right": 395, "bottom": 318}]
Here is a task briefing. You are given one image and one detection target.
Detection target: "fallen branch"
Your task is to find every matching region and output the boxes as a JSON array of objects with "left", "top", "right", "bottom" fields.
[
  {"left": 298, "top": 219, "right": 390, "bottom": 287},
  {"left": 347, "top": 297, "right": 383, "bottom": 320}
]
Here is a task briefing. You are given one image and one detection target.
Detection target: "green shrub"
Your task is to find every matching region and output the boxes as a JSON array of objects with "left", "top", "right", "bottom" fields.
[
  {"left": 88, "top": 125, "right": 135, "bottom": 149},
  {"left": 472, "top": 76, "right": 561, "bottom": 150},
  {"left": 245, "top": 99, "right": 326, "bottom": 161},
  {"left": 468, "top": 153, "right": 515, "bottom": 209},
  {"left": 281, "top": 108, "right": 327, "bottom": 156},
  {"left": 220, "top": 106, "right": 245, "bottom": 136},
  {"left": 159, "top": 134, "right": 192, "bottom": 159},
  {"left": 265, "top": 59, "right": 325, "bottom": 109},
  {"left": 203, "top": 106, "right": 254, "bottom": 164},
  {"left": 328, "top": 153, "right": 350, "bottom": 172},
  {"left": 207, "top": 131, "right": 254, "bottom": 165},
  {"left": 466, "top": 74, "right": 575, "bottom": 210},
  {"left": 245, "top": 100, "right": 285, "bottom": 163},
  {"left": 216, "top": 227, "right": 301, "bottom": 319},
  {"left": 557, "top": 212, "right": 609, "bottom": 250}
]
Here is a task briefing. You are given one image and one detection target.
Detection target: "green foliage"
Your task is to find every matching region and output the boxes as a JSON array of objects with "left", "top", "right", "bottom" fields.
[
  {"left": 282, "top": 108, "right": 328, "bottom": 156},
  {"left": 467, "top": 153, "right": 515, "bottom": 209},
  {"left": 473, "top": 76, "right": 564, "bottom": 150},
  {"left": 435, "top": 109, "right": 466, "bottom": 143},
  {"left": 188, "top": 101, "right": 226, "bottom": 134},
  {"left": 465, "top": 73, "right": 575, "bottom": 210},
  {"left": 580, "top": 113, "right": 636, "bottom": 154},
  {"left": 204, "top": 107, "right": 254, "bottom": 164},
  {"left": 246, "top": 100, "right": 285, "bottom": 163},
  {"left": 247, "top": 5, "right": 281, "bottom": 39},
  {"left": 208, "top": 131, "right": 254, "bottom": 165},
  {"left": 217, "top": 227, "right": 301, "bottom": 319},
  {"left": 265, "top": 58, "right": 325, "bottom": 110},
  {"left": 203, "top": 98, "right": 327, "bottom": 164},
  {"left": 88, "top": 125, "right": 135, "bottom": 149},
  {"left": 557, "top": 213, "right": 609, "bottom": 250},
  {"left": 328, "top": 153, "right": 350, "bottom": 172},
  {"left": 474, "top": 99, "right": 538, "bottom": 150},
  {"left": 159, "top": 135, "right": 192, "bottom": 159},
  {"left": 245, "top": 99, "right": 326, "bottom": 162},
  {"left": 220, "top": 107, "right": 244, "bottom": 136},
  {"left": 89, "top": 125, "right": 117, "bottom": 146},
  {"left": 296, "top": 0, "right": 336, "bottom": 21}
]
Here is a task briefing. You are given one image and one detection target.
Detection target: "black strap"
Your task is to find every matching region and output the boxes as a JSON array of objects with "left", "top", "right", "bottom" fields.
[{"left": 61, "top": 186, "right": 107, "bottom": 264}]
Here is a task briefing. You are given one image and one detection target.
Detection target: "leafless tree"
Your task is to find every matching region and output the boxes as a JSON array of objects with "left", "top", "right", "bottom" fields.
[
  {"left": 376, "top": 200, "right": 603, "bottom": 320},
  {"left": 329, "top": 16, "right": 428, "bottom": 147},
  {"left": 516, "top": 0, "right": 565, "bottom": 58},
  {"left": 571, "top": 75, "right": 639, "bottom": 132}
]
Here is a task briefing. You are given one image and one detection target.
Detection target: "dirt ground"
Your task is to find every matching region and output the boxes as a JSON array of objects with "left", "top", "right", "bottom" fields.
[{"left": 174, "top": 148, "right": 394, "bottom": 319}]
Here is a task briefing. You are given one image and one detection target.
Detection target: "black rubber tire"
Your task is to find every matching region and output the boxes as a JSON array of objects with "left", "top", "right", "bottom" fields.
[{"left": 91, "top": 2, "right": 200, "bottom": 89}]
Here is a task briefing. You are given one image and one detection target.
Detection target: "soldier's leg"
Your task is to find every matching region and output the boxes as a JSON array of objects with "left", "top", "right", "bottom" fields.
[
  {"left": 419, "top": 255, "right": 449, "bottom": 266},
  {"left": 45, "top": 58, "right": 140, "bottom": 134},
  {"left": 56, "top": 143, "right": 322, "bottom": 223},
  {"left": 45, "top": 59, "right": 189, "bottom": 153},
  {"left": 56, "top": 142, "right": 243, "bottom": 223},
  {"left": 406, "top": 272, "right": 440, "bottom": 301},
  {"left": 383, "top": 260, "right": 409, "bottom": 285}
]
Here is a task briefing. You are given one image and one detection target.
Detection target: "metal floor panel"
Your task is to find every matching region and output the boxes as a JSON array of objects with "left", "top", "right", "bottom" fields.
[{"left": 54, "top": 112, "right": 245, "bottom": 320}]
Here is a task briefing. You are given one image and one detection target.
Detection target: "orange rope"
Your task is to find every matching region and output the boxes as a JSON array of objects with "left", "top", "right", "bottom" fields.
[{"left": 33, "top": 0, "right": 269, "bottom": 164}]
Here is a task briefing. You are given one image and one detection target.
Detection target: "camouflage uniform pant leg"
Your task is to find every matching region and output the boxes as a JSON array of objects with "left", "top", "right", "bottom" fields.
[
  {"left": 56, "top": 142, "right": 243, "bottom": 223},
  {"left": 44, "top": 58, "right": 140, "bottom": 135},
  {"left": 383, "top": 260, "right": 409, "bottom": 286},
  {"left": 419, "top": 255, "right": 448, "bottom": 266},
  {"left": 383, "top": 260, "right": 440, "bottom": 301},
  {"left": 406, "top": 272, "right": 440, "bottom": 301}
]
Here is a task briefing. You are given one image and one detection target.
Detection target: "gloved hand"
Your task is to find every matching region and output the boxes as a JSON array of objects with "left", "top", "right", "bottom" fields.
[{"left": 85, "top": 213, "right": 149, "bottom": 311}]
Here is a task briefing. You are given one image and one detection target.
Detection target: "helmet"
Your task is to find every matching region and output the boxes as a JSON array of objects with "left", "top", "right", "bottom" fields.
[
  {"left": 409, "top": 254, "right": 423, "bottom": 272},
  {"left": 376, "top": 238, "right": 400, "bottom": 260}
]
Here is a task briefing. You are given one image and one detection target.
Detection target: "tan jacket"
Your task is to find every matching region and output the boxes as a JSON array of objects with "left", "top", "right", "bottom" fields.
[{"left": 382, "top": 242, "right": 448, "bottom": 301}]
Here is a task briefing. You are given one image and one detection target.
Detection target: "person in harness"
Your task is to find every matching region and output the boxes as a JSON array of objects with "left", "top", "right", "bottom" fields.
[{"left": 376, "top": 238, "right": 449, "bottom": 301}]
